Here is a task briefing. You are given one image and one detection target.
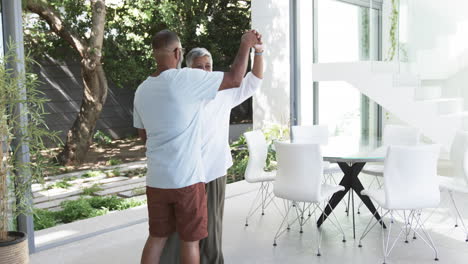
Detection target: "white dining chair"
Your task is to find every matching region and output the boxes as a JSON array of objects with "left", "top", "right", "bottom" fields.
[
  {"left": 291, "top": 125, "right": 342, "bottom": 181},
  {"left": 272, "top": 141, "right": 346, "bottom": 257},
  {"left": 358, "top": 125, "right": 421, "bottom": 214},
  {"left": 362, "top": 124, "right": 421, "bottom": 178},
  {"left": 243, "top": 130, "right": 276, "bottom": 227},
  {"left": 438, "top": 130, "right": 468, "bottom": 242},
  {"left": 359, "top": 145, "right": 441, "bottom": 263}
]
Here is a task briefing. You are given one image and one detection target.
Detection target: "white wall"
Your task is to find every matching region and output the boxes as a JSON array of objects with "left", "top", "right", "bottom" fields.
[{"left": 252, "top": 0, "right": 291, "bottom": 129}]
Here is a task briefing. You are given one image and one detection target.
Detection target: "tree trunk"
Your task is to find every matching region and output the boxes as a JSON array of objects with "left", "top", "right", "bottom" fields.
[
  {"left": 26, "top": 0, "right": 107, "bottom": 165},
  {"left": 57, "top": 61, "right": 108, "bottom": 165}
]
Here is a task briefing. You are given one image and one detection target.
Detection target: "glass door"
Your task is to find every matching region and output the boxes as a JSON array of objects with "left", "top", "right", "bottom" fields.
[{"left": 313, "top": 0, "right": 382, "bottom": 143}]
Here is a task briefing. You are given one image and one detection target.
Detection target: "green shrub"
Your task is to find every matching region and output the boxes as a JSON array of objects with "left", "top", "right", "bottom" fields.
[
  {"left": 33, "top": 209, "right": 58, "bottom": 230},
  {"left": 227, "top": 125, "right": 288, "bottom": 183},
  {"left": 82, "top": 170, "right": 104, "bottom": 178},
  {"left": 106, "top": 168, "right": 121, "bottom": 178},
  {"left": 93, "top": 130, "right": 113, "bottom": 146},
  {"left": 58, "top": 199, "right": 102, "bottom": 223},
  {"left": 107, "top": 158, "right": 122, "bottom": 166},
  {"left": 87, "top": 196, "right": 122, "bottom": 211},
  {"left": 46, "top": 178, "right": 74, "bottom": 190},
  {"left": 34, "top": 196, "right": 147, "bottom": 230},
  {"left": 54, "top": 179, "right": 73, "bottom": 189},
  {"left": 124, "top": 168, "right": 147, "bottom": 178},
  {"left": 81, "top": 184, "right": 103, "bottom": 196},
  {"left": 116, "top": 198, "right": 146, "bottom": 210}
]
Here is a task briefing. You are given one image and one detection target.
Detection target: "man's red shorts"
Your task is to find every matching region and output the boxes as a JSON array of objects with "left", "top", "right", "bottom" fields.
[{"left": 146, "top": 182, "right": 208, "bottom": 242}]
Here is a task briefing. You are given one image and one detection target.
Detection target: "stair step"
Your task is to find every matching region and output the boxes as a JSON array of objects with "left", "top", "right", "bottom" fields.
[
  {"left": 415, "top": 86, "right": 442, "bottom": 100},
  {"left": 421, "top": 98, "right": 464, "bottom": 115},
  {"left": 371, "top": 61, "right": 399, "bottom": 73},
  {"left": 462, "top": 112, "right": 468, "bottom": 131},
  {"left": 395, "top": 73, "right": 420, "bottom": 86}
]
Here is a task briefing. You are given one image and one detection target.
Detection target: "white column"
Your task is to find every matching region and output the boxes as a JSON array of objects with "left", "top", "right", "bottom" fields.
[
  {"left": 298, "top": 0, "right": 314, "bottom": 126},
  {"left": 252, "top": 0, "right": 291, "bottom": 129}
]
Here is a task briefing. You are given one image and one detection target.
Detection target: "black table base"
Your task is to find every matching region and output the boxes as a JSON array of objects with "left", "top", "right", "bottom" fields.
[{"left": 317, "top": 161, "right": 386, "bottom": 238}]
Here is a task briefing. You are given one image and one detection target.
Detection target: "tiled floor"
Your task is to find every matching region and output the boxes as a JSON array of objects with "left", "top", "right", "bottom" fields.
[{"left": 31, "top": 179, "right": 468, "bottom": 264}]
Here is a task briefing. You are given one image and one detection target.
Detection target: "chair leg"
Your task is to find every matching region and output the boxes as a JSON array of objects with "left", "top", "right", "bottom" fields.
[
  {"left": 381, "top": 210, "right": 393, "bottom": 264},
  {"left": 448, "top": 191, "right": 468, "bottom": 242},
  {"left": 358, "top": 208, "right": 389, "bottom": 248},
  {"left": 365, "top": 208, "right": 439, "bottom": 263},
  {"left": 273, "top": 200, "right": 294, "bottom": 246},
  {"left": 245, "top": 182, "right": 270, "bottom": 226},
  {"left": 314, "top": 205, "right": 323, "bottom": 257},
  {"left": 261, "top": 182, "right": 271, "bottom": 215},
  {"left": 403, "top": 210, "right": 410, "bottom": 243},
  {"left": 321, "top": 202, "right": 347, "bottom": 243},
  {"left": 411, "top": 210, "right": 440, "bottom": 261}
]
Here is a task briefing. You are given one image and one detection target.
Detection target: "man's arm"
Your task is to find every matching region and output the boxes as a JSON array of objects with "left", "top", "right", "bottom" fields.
[
  {"left": 229, "top": 42, "right": 264, "bottom": 107},
  {"left": 219, "top": 30, "right": 260, "bottom": 91},
  {"left": 138, "top": 129, "right": 147, "bottom": 145}
]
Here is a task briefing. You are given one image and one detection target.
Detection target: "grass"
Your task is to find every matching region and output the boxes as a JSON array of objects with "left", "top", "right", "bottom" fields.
[
  {"left": 105, "top": 168, "right": 121, "bottom": 178},
  {"left": 81, "top": 184, "right": 103, "bottom": 195},
  {"left": 93, "top": 130, "right": 113, "bottom": 146},
  {"left": 82, "top": 170, "right": 105, "bottom": 178},
  {"left": 124, "top": 168, "right": 147, "bottom": 178},
  {"left": 46, "top": 177, "right": 76, "bottom": 190},
  {"left": 107, "top": 158, "right": 122, "bottom": 166},
  {"left": 131, "top": 187, "right": 146, "bottom": 196},
  {"left": 33, "top": 196, "right": 146, "bottom": 230}
]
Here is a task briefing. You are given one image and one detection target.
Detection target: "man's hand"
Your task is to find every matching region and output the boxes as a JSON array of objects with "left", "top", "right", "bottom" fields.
[
  {"left": 219, "top": 29, "right": 263, "bottom": 90},
  {"left": 254, "top": 33, "right": 263, "bottom": 52},
  {"left": 241, "top": 30, "right": 261, "bottom": 48}
]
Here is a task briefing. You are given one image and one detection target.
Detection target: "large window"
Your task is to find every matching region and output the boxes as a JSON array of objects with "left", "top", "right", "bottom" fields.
[{"left": 313, "top": 0, "right": 382, "bottom": 142}]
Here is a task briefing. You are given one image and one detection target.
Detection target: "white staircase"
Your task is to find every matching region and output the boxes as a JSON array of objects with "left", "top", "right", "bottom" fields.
[
  {"left": 312, "top": 61, "right": 467, "bottom": 149},
  {"left": 413, "top": 20, "right": 468, "bottom": 79}
]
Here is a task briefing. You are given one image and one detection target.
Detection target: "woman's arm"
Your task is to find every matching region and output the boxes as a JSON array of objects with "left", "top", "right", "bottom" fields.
[
  {"left": 227, "top": 41, "right": 264, "bottom": 107},
  {"left": 251, "top": 37, "right": 264, "bottom": 79}
]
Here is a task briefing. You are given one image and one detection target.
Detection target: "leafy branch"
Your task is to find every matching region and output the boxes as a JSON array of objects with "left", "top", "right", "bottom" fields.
[
  {"left": 0, "top": 42, "right": 62, "bottom": 241},
  {"left": 386, "top": 0, "right": 399, "bottom": 61}
]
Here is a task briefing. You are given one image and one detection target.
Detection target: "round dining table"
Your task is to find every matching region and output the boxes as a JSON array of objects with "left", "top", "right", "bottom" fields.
[{"left": 316, "top": 138, "right": 387, "bottom": 239}]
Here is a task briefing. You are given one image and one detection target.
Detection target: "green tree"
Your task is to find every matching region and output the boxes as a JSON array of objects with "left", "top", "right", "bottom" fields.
[
  {"left": 24, "top": 0, "right": 251, "bottom": 164},
  {"left": 25, "top": 0, "right": 108, "bottom": 165}
]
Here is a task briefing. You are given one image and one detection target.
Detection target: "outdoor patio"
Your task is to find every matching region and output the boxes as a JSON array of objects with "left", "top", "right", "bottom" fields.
[{"left": 30, "top": 178, "right": 468, "bottom": 264}]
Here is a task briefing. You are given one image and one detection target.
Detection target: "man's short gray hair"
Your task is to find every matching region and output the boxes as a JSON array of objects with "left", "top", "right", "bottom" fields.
[{"left": 186, "top": 47, "right": 213, "bottom": 68}]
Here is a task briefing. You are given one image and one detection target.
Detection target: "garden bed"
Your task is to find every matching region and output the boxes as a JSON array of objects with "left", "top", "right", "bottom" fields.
[
  {"left": 33, "top": 127, "right": 284, "bottom": 231},
  {"left": 39, "top": 137, "right": 147, "bottom": 177}
]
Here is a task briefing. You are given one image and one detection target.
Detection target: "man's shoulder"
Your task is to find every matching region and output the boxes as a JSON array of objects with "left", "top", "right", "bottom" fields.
[{"left": 135, "top": 77, "right": 153, "bottom": 95}]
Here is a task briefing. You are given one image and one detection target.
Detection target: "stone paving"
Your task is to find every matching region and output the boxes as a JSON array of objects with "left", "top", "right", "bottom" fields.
[{"left": 33, "top": 161, "right": 148, "bottom": 211}]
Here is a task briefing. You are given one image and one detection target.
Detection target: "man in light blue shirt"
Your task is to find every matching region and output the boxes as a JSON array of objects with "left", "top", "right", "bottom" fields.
[{"left": 136, "top": 30, "right": 261, "bottom": 264}]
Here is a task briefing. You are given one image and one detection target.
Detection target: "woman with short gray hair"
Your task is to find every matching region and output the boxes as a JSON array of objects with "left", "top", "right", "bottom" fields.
[
  {"left": 160, "top": 38, "right": 264, "bottom": 264},
  {"left": 186, "top": 47, "right": 214, "bottom": 72}
]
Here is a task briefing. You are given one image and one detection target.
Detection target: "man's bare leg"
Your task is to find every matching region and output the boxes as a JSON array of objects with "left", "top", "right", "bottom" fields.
[
  {"left": 141, "top": 235, "right": 168, "bottom": 264},
  {"left": 181, "top": 240, "right": 200, "bottom": 264}
]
